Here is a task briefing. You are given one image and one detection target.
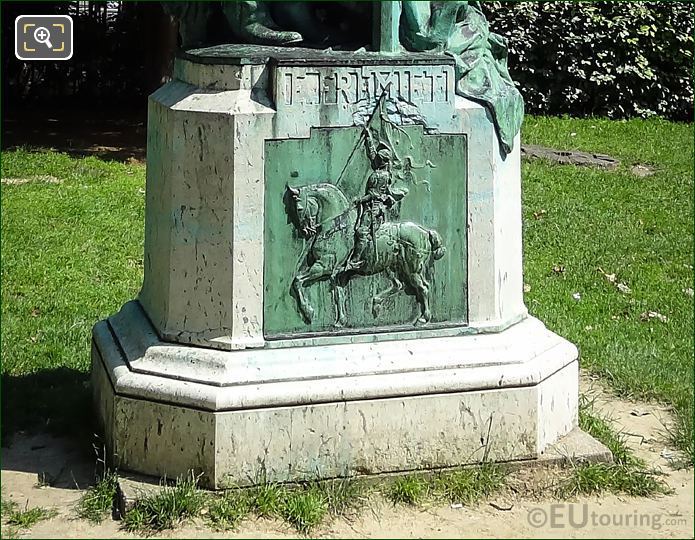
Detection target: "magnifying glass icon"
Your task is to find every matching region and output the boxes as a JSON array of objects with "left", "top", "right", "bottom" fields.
[{"left": 33, "top": 26, "right": 53, "bottom": 49}]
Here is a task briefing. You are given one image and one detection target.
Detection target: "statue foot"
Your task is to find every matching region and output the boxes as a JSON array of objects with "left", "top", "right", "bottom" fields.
[
  {"left": 413, "top": 313, "right": 430, "bottom": 326},
  {"left": 242, "top": 23, "right": 303, "bottom": 46},
  {"left": 344, "top": 260, "right": 364, "bottom": 272}
]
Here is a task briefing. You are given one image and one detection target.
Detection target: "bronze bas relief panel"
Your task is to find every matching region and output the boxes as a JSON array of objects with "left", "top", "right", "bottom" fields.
[{"left": 264, "top": 101, "right": 468, "bottom": 339}]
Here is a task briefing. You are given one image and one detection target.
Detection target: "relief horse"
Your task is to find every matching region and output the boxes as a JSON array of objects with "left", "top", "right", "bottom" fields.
[{"left": 285, "top": 183, "right": 446, "bottom": 327}]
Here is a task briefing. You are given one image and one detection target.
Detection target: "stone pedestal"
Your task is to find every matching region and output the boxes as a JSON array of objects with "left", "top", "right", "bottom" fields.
[{"left": 92, "top": 45, "right": 579, "bottom": 488}]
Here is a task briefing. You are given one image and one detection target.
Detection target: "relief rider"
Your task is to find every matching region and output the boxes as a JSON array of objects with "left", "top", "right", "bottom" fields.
[{"left": 345, "top": 127, "right": 409, "bottom": 271}]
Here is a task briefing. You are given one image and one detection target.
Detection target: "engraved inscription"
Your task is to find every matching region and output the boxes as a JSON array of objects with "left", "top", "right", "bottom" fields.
[{"left": 280, "top": 66, "right": 451, "bottom": 107}]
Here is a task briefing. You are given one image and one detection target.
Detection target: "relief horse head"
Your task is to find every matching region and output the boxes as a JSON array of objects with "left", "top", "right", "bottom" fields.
[{"left": 285, "top": 183, "right": 351, "bottom": 239}]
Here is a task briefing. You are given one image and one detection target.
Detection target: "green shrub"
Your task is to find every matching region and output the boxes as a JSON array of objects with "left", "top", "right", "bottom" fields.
[
  {"left": 6, "top": 506, "right": 56, "bottom": 528},
  {"left": 483, "top": 1, "right": 694, "bottom": 120}
]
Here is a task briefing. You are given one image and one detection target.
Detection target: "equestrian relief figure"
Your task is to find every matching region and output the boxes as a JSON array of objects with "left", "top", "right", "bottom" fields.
[
  {"left": 287, "top": 104, "right": 446, "bottom": 328},
  {"left": 345, "top": 127, "right": 409, "bottom": 272}
]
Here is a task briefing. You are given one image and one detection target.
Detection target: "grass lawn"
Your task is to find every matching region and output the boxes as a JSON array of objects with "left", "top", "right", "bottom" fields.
[
  {"left": 522, "top": 117, "right": 693, "bottom": 461},
  {"left": 1, "top": 116, "right": 693, "bottom": 461},
  {"left": 1, "top": 152, "right": 144, "bottom": 438}
]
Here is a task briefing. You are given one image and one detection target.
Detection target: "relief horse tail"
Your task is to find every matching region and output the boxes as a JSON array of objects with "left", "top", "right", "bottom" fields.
[{"left": 428, "top": 229, "right": 446, "bottom": 260}]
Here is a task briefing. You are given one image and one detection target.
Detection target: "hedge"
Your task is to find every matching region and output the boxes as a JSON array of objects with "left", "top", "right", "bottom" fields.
[{"left": 482, "top": 1, "right": 694, "bottom": 121}]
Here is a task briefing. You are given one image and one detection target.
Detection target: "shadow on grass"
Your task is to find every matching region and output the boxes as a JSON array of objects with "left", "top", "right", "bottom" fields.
[
  {"left": 1, "top": 368, "right": 99, "bottom": 489},
  {"left": 2, "top": 105, "right": 147, "bottom": 163},
  {"left": 2, "top": 367, "right": 93, "bottom": 443}
]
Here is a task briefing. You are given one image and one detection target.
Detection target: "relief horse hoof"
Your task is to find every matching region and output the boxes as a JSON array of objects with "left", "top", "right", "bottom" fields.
[
  {"left": 371, "top": 298, "right": 383, "bottom": 318},
  {"left": 302, "top": 305, "right": 315, "bottom": 324}
]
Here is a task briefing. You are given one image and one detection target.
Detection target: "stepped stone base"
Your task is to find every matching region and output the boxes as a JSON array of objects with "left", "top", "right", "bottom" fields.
[{"left": 92, "top": 301, "right": 579, "bottom": 489}]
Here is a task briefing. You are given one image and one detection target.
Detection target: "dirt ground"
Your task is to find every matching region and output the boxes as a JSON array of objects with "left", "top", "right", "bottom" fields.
[{"left": 2, "top": 373, "right": 692, "bottom": 539}]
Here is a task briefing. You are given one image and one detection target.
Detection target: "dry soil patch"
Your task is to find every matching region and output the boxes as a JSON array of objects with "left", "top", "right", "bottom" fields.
[{"left": 2, "top": 373, "right": 692, "bottom": 538}]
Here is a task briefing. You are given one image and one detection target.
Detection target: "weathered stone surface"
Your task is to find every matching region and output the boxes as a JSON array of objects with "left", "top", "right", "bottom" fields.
[
  {"left": 139, "top": 53, "right": 525, "bottom": 350},
  {"left": 541, "top": 428, "right": 613, "bottom": 466},
  {"left": 115, "top": 474, "right": 167, "bottom": 519},
  {"left": 112, "top": 427, "right": 612, "bottom": 515},
  {"left": 459, "top": 99, "right": 524, "bottom": 326},
  {"left": 96, "top": 301, "right": 573, "bottom": 408},
  {"left": 93, "top": 302, "right": 578, "bottom": 488},
  {"left": 93, "top": 49, "right": 579, "bottom": 488}
]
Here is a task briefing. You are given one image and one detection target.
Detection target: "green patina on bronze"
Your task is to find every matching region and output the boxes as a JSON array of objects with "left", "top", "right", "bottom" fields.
[
  {"left": 264, "top": 105, "right": 468, "bottom": 339},
  {"left": 167, "top": 1, "right": 523, "bottom": 154},
  {"left": 400, "top": 1, "right": 524, "bottom": 154}
]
